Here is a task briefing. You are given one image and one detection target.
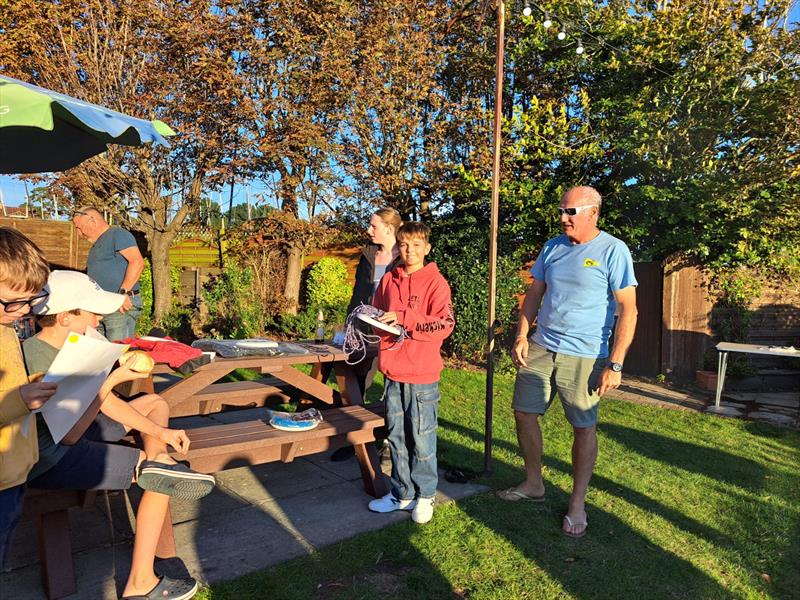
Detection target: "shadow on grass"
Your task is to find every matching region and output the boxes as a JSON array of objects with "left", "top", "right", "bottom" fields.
[{"left": 437, "top": 416, "right": 791, "bottom": 599}]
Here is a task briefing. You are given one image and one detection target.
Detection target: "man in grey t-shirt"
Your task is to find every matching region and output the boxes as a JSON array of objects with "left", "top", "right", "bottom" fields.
[{"left": 72, "top": 207, "right": 145, "bottom": 341}]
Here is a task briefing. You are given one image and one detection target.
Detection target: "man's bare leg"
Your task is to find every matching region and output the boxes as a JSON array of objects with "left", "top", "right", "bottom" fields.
[
  {"left": 563, "top": 425, "right": 597, "bottom": 535},
  {"left": 508, "top": 411, "right": 546, "bottom": 497}
]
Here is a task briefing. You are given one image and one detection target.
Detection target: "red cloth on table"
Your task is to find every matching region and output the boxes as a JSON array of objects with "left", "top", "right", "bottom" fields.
[{"left": 116, "top": 337, "right": 202, "bottom": 369}]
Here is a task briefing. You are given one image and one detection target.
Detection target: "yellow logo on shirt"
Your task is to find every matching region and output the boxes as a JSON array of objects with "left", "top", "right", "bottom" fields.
[
  {"left": 584, "top": 258, "right": 600, "bottom": 267},
  {"left": 68, "top": 334, "right": 80, "bottom": 343}
]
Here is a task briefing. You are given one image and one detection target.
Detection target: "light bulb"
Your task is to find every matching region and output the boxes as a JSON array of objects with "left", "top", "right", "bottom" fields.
[
  {"left": 576, "top": 42, "right": 585, "bottom": 54},
  {"left": 522, "top": 6, "right": 532, "bottom": 17},
  {"left": 543, "top": 18, "right": 553, "bottom": 28},
  {"left": 557, "top": 30, "right": 566, "bottom": 40}
]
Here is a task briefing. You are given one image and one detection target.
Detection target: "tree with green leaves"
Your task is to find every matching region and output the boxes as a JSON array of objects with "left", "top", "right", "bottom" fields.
[{"left": 0, "top": 0, "right": 257, "bottom": 320}]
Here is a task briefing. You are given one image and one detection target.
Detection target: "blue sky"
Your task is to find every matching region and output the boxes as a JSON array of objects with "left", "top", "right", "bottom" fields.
[{"left": 2, "top": 1, "right": 798, "bottom": 214}]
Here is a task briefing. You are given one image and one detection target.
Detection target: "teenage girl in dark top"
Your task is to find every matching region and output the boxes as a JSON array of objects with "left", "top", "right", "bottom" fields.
[{"left": 332, "top": 208, "right": 403, "bottom": 461}]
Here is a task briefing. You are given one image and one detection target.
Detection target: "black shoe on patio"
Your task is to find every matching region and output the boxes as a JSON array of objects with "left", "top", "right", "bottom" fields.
[{"left": 121, "top": 574, "right": 198, "bottom": 599}]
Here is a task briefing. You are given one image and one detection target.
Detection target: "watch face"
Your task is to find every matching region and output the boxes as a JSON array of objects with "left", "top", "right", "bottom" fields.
[{"left": 609, "top": 362, "right": 623, "bottom": 372}]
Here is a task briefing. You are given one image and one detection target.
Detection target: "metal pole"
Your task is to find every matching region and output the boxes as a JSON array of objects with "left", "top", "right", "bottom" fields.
[{"left": 484, "top": 0, "right": 505, "bottom": 474}]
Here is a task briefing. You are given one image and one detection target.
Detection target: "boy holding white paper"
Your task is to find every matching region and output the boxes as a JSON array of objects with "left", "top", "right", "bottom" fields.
[
  {"left": 23, "top": 270, "right": 212, "bottom": 600},
  {"left": 0, "top": 228, "right": 55, "bottom": 568}
]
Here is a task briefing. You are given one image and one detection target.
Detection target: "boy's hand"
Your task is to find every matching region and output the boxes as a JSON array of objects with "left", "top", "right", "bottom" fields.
[
  {"left": 108, "top": 363, "right": 150, "bottom": 386},
  {"left": 512, "top": 336, "right": 529, "bottom": 369},
  {"left": 158, "top": 427, "right": 191, "bottom": 454},
  {"left": 378, "top": 311, "right": 398, "bottom": 326},
  {"left": 20, "top": 382, "right": 58, "bottom": 411}
]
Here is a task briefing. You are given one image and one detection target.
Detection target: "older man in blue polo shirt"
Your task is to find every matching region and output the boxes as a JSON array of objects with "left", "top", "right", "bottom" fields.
[
  {"left": 497, "top": 186, "right": 638, "bottom": 539},
  {"left": 72, "top": 207, "right": 145, "bottom": 341}
]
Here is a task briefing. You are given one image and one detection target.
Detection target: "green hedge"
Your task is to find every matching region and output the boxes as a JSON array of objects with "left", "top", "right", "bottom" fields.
[{"left": 430, "top": 213, "right": 525, "bottom": 363}]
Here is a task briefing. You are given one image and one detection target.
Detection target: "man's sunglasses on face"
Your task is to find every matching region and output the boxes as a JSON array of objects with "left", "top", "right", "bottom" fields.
[
  {"left": 557, "top": 205, "right": 597, "bottom": 217},
  {"left": 0, "top": 291, "right": 49, "bottom": 313}
]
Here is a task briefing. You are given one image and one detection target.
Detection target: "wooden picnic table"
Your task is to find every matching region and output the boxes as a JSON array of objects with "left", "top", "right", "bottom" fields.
[
  {"left": 28, "top": 344, "right": 389, "bottom": 600},
  {"left": 144, "top": 344, "right": 388, "bottom": 498}
]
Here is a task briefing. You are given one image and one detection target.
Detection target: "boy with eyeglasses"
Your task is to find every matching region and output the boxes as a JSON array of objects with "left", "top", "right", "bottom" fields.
[
  {"left": 22, "top": 269, "right": 212, "bottom": 599},
  {"left": 0, "top": 227, "right": 57, "bottom": 568}
]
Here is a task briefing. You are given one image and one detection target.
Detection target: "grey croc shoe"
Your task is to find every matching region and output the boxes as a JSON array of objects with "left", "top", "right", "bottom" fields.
[
  {"left": 137, "top": 461, "right": 215, "bottom": 500},
  {"left": 121, "top": 575, "right": 199, "bottom": 599}
]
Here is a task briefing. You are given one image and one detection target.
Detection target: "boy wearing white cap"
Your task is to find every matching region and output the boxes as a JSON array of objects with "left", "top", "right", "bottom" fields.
[{"left": 22, "top": 270, "right": 212, "bottom": 600}]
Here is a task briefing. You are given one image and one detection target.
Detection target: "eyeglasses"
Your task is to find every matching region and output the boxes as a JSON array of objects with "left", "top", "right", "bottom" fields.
[
  {"left": 0, "top": 291, "right": 49, "bottom": 313},
  {"left": 557, "top": 205, "right": 597, "bottom": 217}
]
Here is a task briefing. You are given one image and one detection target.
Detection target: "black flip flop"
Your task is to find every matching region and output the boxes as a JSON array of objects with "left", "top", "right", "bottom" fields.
[{"left": 444, "top": 468, "right": 477, "bottom": 484}]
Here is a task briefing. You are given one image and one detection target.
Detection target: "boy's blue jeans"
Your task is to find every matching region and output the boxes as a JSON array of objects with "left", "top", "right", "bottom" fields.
[
  {"left": 0, "top": 484, "right": 25, "bottom": 568},
  {"left": 384, "top": 378, "right": 439, "bottom": 500}
]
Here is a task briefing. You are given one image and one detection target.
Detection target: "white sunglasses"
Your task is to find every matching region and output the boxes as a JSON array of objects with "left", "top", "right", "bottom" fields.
[{"left": 557, "top": 205, "right": 597, "bottom": 216}]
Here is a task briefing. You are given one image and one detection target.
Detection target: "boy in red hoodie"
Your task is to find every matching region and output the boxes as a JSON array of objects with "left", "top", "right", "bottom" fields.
[{"left": 367, "top": 222, "right": 454, "bottom": 524}]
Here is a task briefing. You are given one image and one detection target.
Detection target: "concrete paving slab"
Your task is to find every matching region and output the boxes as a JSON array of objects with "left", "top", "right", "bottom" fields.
[
  {"left": 302, "top": 448, "right": 377, "bottom": 482},
  {"left": 123, "top": 480, "right": 252, "bottom": 527},
  {"left": 252, "top": 479, "right": 408, "bottom": 550},
  {"left": 4, "top": 462, "right": 489, "bottom": 600},
  {"left": 748, "top": 411, "right": 798, "bottom": 426},
  {"left": 5, "top": 500, "right": 115, "bottom": 571},
  {"left": 2, "top": 542, "right": 127, "bottom": 600},
  {"left": 172, "top": 504, "right": 311, "bottom": 583},
  {"left": 213, "top": 460, "right": 347, "bottom": 505}
]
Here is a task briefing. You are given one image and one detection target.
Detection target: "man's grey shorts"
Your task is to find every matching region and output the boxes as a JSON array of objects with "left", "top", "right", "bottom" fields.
[{"left": 512, "top": 341, "right": 606, "bottom": 427}]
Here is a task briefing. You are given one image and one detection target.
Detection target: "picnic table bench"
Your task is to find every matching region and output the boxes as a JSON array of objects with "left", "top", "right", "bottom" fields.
[{"left": 24, "top": 344, "right": 387, "bottom": 599}]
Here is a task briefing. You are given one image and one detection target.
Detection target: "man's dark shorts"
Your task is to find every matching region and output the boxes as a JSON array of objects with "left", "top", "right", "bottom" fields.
[{"left": 28, "top": 414, "right": 138, "bottom": 490}]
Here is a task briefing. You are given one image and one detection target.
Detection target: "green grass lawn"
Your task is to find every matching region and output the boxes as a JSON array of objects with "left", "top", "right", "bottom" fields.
[{"left": 197, "top": 367, "right": 800, "bottom": 599}]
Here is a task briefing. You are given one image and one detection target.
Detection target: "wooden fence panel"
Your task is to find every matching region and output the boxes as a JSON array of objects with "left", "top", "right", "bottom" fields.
[
  {"left": 624, "top": 262, "right": 662, "bottom": 376},
  {"left": 660, "top": 261, "right": 715, "bottom": 380},
  {"left": 178, "top": 267, "right": 221, "bottom": 315},
  {"left": 170, "top": 238, "right": 221, "bottom": 268},
  {"left": 0, "top": 217, "right": 90, "bottom": 269}
]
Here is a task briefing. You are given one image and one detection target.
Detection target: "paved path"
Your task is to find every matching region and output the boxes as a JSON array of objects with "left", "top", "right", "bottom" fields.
[
  {"left": 605, "top": 375, "right": 799, "bottom": 427},
  {"left": 2, "top": 412, "right": 487, "bottom": 599}
]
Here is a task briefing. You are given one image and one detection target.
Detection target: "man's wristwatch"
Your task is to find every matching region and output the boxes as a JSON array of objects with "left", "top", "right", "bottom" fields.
[
  {"left": 607, "top": 361, "right": 623, "bottom": 373},
  {"left": 118, "top": 288, "right": 133, "bottom": 297}
]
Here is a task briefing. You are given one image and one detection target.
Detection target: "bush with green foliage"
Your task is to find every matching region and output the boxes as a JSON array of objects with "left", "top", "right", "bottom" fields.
[
  {"left": 306, "top": 257, "right": 351, "bottom": 308},
  {"left": 430, "top": 212, "right": 525, "bottom": 362},
  {"left": 135, "top": 259, "right": 183, "bottom": 336},
  {"left": 202, "top": 262, "right": 266, "bottom": 339},
  {"left": 265, "top": 257, "right": 351, "bottom": 340}
]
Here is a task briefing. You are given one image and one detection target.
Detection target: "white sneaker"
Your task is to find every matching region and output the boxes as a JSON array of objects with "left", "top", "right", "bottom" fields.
[
  {"left": 411, "top": 496, "right": 435, "bottom": 523},
  {"left": 368, "top": 493, "right": 416, "bottom": 513}
]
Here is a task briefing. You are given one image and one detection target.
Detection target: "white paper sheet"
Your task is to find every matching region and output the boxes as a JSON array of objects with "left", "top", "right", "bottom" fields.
[{"left": 38, "top": 331, "right": 127, "bottom": 443}]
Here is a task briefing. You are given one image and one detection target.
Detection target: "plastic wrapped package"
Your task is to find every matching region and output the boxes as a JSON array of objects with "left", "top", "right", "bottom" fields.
[{"left": 190, "top": 338, "right": 310, "bottom": 358}]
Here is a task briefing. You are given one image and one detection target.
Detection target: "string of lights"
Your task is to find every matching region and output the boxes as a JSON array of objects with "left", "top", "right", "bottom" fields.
[{"left": 517, "top": 0, "right": 675, "bottom": 78}]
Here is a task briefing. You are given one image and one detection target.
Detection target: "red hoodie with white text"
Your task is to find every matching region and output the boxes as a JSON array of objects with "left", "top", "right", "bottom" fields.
[{"left": 372, "top": 262, "right": 455, "bottom": 384}]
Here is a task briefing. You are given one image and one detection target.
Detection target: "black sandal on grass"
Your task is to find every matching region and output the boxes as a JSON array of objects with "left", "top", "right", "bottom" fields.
[{"left": 444, "top": 468, "right": 477, "bottom": 484}]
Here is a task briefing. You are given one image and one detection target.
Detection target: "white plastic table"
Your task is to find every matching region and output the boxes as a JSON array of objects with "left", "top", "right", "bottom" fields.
[{"left": 713, "top": 342, "right": 800, "bottom": 410}]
